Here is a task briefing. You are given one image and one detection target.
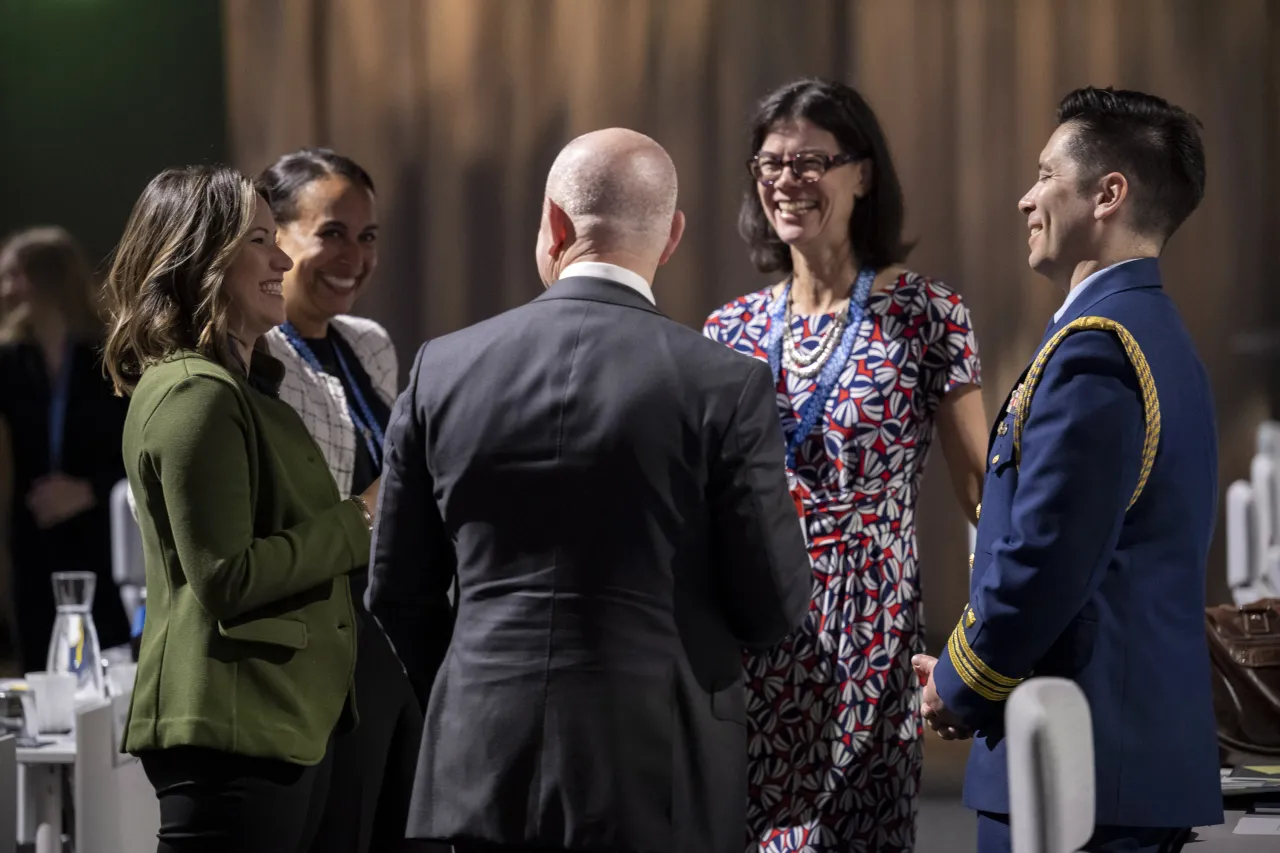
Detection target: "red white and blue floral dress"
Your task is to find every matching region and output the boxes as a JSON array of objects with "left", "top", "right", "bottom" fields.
[{"left": 702, "top": 271, "right": 981, "bottom": 853}]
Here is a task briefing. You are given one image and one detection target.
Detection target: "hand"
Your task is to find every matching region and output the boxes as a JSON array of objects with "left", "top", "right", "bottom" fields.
[
  {"left": 26, "top": 474, "right": 96, "bottom": 529},
  {"left": 912, "top": 653, "right": 973, "bottom": 741},
  {"left": 359, "top": 476, "right": 381, "bottom": 522}
]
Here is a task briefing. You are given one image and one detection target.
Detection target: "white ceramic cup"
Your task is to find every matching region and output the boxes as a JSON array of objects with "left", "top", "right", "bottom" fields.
[{"left": 24, "top": 671, "right": 77, "bottom": 733}]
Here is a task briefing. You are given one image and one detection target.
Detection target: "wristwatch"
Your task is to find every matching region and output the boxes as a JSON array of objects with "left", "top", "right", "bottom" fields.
[{"left": 350, "top": 495, "right": 374, "bottom": 531}]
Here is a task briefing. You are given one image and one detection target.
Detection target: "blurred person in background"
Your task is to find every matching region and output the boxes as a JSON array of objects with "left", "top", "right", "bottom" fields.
[
  {"left": 259, "top": 147, "right": 421, "bottom": 853},
  {"left": 0, "top": 254, "right": 14, "bottom": 672},
  {"left": 0, "top": 226, "right": 130, "bottom": 673},
  {"left": 105, "top": 165, "right": 380, "bottom": 852},
  {"left": 0, "top": 398, "right": 14, "bottom": 674},
  {"left": 703, "top": 78, "right": 989, "bottom": 853}
]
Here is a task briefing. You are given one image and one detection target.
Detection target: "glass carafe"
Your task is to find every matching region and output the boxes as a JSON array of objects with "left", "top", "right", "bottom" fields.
[{"left": 46, "top": 570, "right": 106, "bottom": 703}]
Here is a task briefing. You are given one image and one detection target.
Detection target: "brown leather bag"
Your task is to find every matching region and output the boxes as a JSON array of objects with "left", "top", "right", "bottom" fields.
[{"left": 1206, "top": 599, "right": 1280, "bottom": 756}]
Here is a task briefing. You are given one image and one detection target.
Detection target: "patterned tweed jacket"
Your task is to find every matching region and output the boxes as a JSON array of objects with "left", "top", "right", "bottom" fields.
[{"left": 264, "top": 315, "right": 399, "bottom": 496}]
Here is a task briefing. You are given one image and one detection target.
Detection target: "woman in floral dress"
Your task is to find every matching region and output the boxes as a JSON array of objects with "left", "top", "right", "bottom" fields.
[{"left": 703, "top": 78, "right": 989, "bottom": 853}]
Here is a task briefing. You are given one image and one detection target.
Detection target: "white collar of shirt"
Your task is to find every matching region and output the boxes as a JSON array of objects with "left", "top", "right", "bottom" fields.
[
  {"left": 1053, "top": 257, "right": 1145, "bottom": 323},
  {"left": 559, "top": 261, "right": 655, "bottom": 306}
]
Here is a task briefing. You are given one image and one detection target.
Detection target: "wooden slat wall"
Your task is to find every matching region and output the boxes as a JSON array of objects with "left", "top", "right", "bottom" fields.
[{"left": 223, "top": 0, "right": 1279, "bottom": 648}]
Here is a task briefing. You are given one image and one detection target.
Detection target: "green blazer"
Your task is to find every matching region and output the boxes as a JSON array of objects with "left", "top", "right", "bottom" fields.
[{"left": 122, "top": 349, "right": 371, "bottom": 765}]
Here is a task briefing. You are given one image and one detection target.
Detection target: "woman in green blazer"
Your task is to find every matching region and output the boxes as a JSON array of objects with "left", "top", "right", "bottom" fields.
[{"left": 102, "top": 164, "right": 380, "bottom": 853}]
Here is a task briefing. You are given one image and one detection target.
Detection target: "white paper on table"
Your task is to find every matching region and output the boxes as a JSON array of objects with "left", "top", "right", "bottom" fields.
[{"left": 1234, "top": 816, "right": 1280, "bottom": 835}]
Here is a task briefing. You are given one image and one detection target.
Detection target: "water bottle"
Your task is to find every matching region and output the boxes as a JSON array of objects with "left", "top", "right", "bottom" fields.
[{"left": 46, "top": 571, "right": 106, "bottom": 703}]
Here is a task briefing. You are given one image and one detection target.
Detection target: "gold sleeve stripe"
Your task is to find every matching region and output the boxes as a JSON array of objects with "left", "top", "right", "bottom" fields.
[
  {"left": 1012, "top": 316, "right": 1160, "bottom": 511},
  {"left": 951, "top": 622, "right": 1021, "bottom": 687},
  {"left": 946, "top": 617, "right": 1023, "bottom": 702},
  {"left": 946, "top": 630, "right": 1010, "bottom": 702}
]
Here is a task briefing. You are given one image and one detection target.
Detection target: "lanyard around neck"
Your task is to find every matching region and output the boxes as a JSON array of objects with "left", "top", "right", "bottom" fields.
[
  {"left": 48, "top": 340, "right": 76, "bottom": 471},
  {"left": 764, "top": 268, "right": 876, "bottom": 470},
  {"left": 279, "top": 323, "right": 385, "bottom": 469}
]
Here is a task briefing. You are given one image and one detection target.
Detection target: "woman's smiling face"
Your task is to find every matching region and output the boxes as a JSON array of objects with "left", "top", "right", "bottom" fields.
[
  {"left": 277, "top": 174, "right": 379, "bottom": 330},
  {"left": 755, "top": 117, "right": 865, "bottom": 255}
]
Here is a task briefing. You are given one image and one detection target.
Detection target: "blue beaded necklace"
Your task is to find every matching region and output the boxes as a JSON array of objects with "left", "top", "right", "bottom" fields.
[
  {"left": 765, "top": 267, "right": 875, "bottom": 470},
  {"left": 280, "top": 321, "right": 386, "bottom": 468}
]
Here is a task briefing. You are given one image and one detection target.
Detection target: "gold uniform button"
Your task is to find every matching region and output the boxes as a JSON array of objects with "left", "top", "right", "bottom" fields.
[
  {"left": 965, "top": 609, "right": 977, "bottom": 628},
  {"left": 975, "top": 502, "right": 981, "bottom": 521},
  {"left": 968, "top": 553, "right": 974, "bottom": 569},
  {"left": 991, "top": 453, "right": 1000, "bottom": 466}
]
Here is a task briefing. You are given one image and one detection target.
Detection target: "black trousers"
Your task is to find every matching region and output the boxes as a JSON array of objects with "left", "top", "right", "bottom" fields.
[
  {"left": 308, "top": 591, "right": 424, "bottom": 853},
  {"left": 140, "top": 745, "right": 334, "bottom": 852}
]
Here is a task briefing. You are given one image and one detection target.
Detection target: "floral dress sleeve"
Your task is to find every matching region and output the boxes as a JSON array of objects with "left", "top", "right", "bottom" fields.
[{"left": 920, "top": 280, "right": 981, "bottom": 414}]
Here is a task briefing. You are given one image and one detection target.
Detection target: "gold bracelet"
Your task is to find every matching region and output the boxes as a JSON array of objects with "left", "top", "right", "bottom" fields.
[{"left": 349, "top": 495, "right": 373, "bottom": 531}]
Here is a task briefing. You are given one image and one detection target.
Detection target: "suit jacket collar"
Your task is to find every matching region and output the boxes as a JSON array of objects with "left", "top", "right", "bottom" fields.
[
  {"left": 535, "top": 275, "right": 664, "bottom": 317},
  {"left": 1047, "top": 257, "right": 1162, "bottom": 336}
]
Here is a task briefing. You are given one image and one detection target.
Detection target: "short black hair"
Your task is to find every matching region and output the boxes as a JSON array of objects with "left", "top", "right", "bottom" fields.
[
  {"left": 740, "top": 78, "right": 910, "bottom": 274},
  {"left": 257, "top": 148, "right": 376, "bottom": 225},
  {"left": 1056, "top": 86, "right": 1205, "bottom": 243}
]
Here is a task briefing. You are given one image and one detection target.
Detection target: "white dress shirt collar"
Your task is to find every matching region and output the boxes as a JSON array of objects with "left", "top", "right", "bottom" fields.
[
  {"left": 559, "top": 261, "right": 655, "bottom": 306},
  {"left": 1053, "top": 257, "right": 1145, "bottom": 323}
]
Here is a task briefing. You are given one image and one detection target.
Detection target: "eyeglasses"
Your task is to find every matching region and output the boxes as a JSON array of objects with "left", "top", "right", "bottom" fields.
[{"left": 747, "top": 152, "right": 860, "bottom": 186}]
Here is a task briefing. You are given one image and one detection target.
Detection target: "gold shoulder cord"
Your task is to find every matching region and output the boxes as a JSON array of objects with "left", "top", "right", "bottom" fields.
[{"left": 1012, "top": 316, "right": 1160, "bottom": 511}]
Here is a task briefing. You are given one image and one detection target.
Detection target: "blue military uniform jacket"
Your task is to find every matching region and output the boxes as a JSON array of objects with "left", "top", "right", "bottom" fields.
[{"left": 933, "top": 258, "right": 1223, "bottom": 828}]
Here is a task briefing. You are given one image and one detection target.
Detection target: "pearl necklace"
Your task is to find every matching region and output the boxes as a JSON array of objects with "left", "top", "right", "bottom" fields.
[
  {"left": 766, "top": 268, "right": 876, "bottom": 469},
  {"left": 781, "top": 292, "right": 849, "bottom": 379}
]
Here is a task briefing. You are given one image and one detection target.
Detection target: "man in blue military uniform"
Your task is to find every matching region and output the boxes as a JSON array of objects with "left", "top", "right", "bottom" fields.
[{"left": 913, "top": 87, "right": 1222, "bottom": 852}]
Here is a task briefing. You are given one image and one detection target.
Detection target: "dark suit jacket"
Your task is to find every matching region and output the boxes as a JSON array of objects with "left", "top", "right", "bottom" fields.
[
  {"left": 367, "top": 276, "right": 810, "bottom": 853},
  {"left": 933, "top": 259, "right": 1222, "bottom": 828}
]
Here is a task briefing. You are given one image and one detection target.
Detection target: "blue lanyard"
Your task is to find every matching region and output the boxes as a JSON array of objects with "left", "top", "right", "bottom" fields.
[
  {"left": 48, "top": 341, "right": 75, "bottom": 471},
  {"left": 279, "top": 322, "right": 385, "bottom": 469},
  {"left": 764, "top": 268, "right": 876, "bottom": 470}
]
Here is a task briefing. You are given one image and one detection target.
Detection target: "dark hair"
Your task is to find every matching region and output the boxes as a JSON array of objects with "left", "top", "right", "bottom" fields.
[
  {"left": 0, "top": 226, "right": 101, "bottom": 342},
  {"left": 739, "top": 78, "right": 910, "bottom": 274},
  {"left": 1056, "top": 86, "right": 1206, "bottom": 243},
  {"left": 103, "top": 165, "right": 263, "bottom": 395},
  {"left": 258, "top": 148, "right": 375, "bottom": 226}
]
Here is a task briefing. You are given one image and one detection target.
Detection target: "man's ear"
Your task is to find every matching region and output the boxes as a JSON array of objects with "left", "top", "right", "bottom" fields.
[
  {"left": 658, "top": 210, "right": 686, "bottom": 267},
  {"left": 547, "top": 199, "right": 576, "bottom": 255},
  {"left": 1093, "top": 172, "right": 1129, "bottom": 223}
]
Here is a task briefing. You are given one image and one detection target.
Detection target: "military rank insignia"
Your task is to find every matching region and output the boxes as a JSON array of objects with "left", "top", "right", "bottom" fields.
[{"left": 997, "top": 382, "right": 1026, "bottom": 436}]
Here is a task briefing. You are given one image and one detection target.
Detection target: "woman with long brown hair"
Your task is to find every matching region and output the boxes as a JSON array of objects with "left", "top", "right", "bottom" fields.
[
  {"left": 0, "top": 226, "right": 131, "bottom": 672},
  {"left": 105, "top": 164, "right": 379, "bottom": 852}
]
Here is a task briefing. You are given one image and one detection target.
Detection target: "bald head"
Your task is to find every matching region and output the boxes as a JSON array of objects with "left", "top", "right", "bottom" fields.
[{"left": 544, "top": 128, "right": 678, "bottom": 254}]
